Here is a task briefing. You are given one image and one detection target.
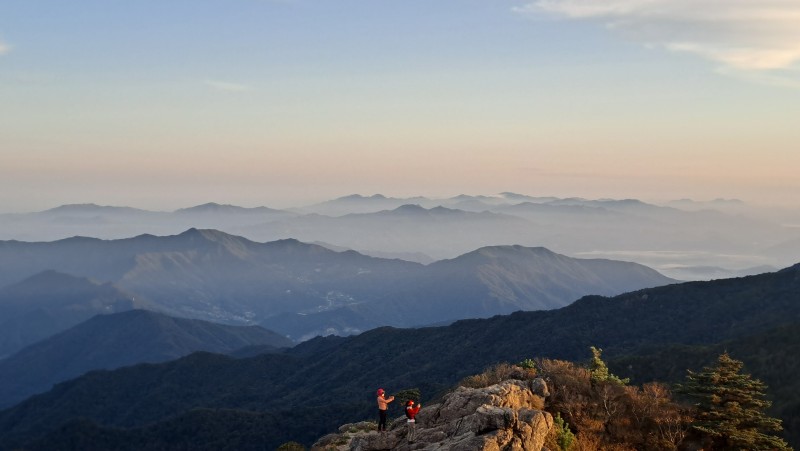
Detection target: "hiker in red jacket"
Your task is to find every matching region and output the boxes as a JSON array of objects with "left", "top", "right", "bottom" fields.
[
  {"left": 405, "top": 399, "right": 421, "bottom": 442},
  {"left": 376, "top": 388, "right": 394, "bottom": 432}
]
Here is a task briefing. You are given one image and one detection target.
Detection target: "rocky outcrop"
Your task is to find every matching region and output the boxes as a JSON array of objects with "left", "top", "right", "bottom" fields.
[{"left": 312, "top": 379, "right": 552, "bottom": 451}]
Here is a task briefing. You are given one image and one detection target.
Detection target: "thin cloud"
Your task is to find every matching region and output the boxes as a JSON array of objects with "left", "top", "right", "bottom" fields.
[
  {"left": 204, "top": 80, "right": 251, "bottom": 92},
  {"left": 0, "top": 39, "right": 10, "bottom": 55},
  {"left": 517, "top": 0, "right": 800, "bottom": 71}
]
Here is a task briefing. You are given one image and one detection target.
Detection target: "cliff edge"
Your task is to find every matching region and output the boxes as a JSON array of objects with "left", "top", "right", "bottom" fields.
[{"left": 312, "top": 378, "right": 552, "bottom": 451}]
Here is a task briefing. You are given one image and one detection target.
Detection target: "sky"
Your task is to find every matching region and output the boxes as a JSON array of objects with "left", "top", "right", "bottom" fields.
[{"left": 1, "top": 0, "right": 799, "bottom": 212}]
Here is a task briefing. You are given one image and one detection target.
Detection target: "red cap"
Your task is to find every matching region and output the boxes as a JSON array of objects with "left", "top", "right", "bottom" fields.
[
  {"left": 377, "top": 388, "right": 385, "bottom": 395},
  {"left": 407, "top": 400, "right": 414, "bottom": 405}
]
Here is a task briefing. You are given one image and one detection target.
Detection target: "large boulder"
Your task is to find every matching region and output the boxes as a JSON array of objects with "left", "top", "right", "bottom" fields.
[{"left": 311, "top": 379, "right": 552, "bottom": 451}]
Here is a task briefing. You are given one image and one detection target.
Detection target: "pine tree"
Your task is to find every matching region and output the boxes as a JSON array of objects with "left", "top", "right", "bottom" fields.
[
  {"left": 589, "top": 346, "right": 629, "bottom": 386},
  {"left": 553, "top": 412, "right": 576, "bottom": 451},
  {"left": 677, "top": 352, "right": 791, "bottom": 450}
]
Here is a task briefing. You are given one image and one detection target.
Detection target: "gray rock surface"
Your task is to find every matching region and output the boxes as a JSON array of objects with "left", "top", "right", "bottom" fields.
[{"left": 312, "top": 379, "right": 552, "bottom": 451}]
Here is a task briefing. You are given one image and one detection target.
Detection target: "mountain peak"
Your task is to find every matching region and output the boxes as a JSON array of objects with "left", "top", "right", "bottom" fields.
[
  {"left": 429, "top": 245, "right": 564, "bottom": 271},
  {"left": 389, "top": 204, "right": 462, "bottom": 215},
  {"left": 45, "top": 203, "right": 102, "bottom": 211},
  {"left": 7, "top": 270, "right": 100, "bottom": 291},
  {"left": 176, "top": 227, "right": 224, "bottom": 237},
  {"left": 393, "top": 204, "right": 428, "bottom": 213},
  {"left": 466, "top": 244, "right": 557, "bottom": 260},
  {"left": 498, "top": 192, "right": 546, "bottom": 201},
  {"left": 174, "top": 228, "right": 250, "bottom": 242},
  {"left": 337, "top": 194, "right": 387, "bottom": 201},
  {"left": 171, "top": 229, "right": 258, "bottom": 252},
  {"left": 41, "top": 204, "right": 142, "bottom": 214},
  {"left": 175, "top": 203, "right": 243, "bottom": 214},
  {"left": 264, "top": 237, "right": 307, "bottom": 248},
  {"left": 173, "top": 203, "right": 284, "bottom": 215},
  {"left": 450, "top": 194, "right": 478, "bottom": 201},
  {"left": 480, "top": 244, "right": 552, "bottom": 253},
  {"left": 177, "top": 227, "right": 204, "bottom": 238}
]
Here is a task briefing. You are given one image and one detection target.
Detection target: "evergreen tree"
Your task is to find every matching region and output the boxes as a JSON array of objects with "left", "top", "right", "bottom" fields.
[
  {"left": 392, "top": 388, "right": 422, "bottom": 408},
  {"left": 677, "top": 352, "right": 791, "bottom": 450},
  {"left": 552, "top": 412, "right": 576, "bottom": 451},
  {"left": 589, "top": 346, "right": 629, "bottom": 386}
]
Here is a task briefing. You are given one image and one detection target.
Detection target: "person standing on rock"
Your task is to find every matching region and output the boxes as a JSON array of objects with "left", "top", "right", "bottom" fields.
[
  {"left": 376, "top": 388, "right": 394, "bottom": 432},
  {"left": 405, "top": 399, "right": 421, "bottom": 442}
]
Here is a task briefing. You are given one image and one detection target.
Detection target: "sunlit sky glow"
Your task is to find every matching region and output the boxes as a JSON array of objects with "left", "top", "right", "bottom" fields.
[{"left": 1, "top": 0, "right": 799, "bottom": 212}]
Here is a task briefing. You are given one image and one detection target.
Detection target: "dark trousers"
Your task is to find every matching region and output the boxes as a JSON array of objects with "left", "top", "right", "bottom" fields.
[{"left": 378, "top": 409, "right": 388, "bottom": 431}]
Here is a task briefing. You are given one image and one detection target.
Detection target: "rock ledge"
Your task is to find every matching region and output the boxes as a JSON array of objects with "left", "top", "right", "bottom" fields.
[{"left": 312, "top": 378, "right": 552, "bottom": 451}]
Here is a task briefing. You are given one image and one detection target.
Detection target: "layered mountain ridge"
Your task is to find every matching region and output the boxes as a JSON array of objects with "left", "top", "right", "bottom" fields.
[
  {"left": 2, "top": 195, "right": 796, "bottom": 280},
  {"left": 0, "top": 271, "right": 145, "bottom": 358},
  {"left": 0, "top": 263, "right": 797, "bottom": 449},
  {"left": 0, "top": 230, "right": 674, "bottom": 342},
  {"left": 0, "top": 309, "right": 291, "bottom": 409}
]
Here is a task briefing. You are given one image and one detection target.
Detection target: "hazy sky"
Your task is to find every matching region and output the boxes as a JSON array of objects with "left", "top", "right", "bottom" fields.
[{"left": 1, "top": 0, "right": 799, "bottom": 212}]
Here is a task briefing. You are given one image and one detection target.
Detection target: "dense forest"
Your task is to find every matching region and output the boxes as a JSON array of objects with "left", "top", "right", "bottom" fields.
[{"left": 16, "top": 352, "right": 793, "bottom": 451}]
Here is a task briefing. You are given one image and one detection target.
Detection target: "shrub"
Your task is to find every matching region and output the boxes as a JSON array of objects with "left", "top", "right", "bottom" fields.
[
  {"left": 391, "top": 388, "right": 421, "bottom": 407},
  {"left": 552, "top": 412, "right": 576, "bottom": 451},
  {"left": 540, "top": 357, "right": 686, "bottom": 451},
  {"left": 460, "top": 362, "right": 537, "bottom": 388}
]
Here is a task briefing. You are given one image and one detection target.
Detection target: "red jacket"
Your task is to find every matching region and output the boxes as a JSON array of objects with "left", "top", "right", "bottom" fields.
[{"left": 405, "top": 404, "right": 421, "bottom": 420}]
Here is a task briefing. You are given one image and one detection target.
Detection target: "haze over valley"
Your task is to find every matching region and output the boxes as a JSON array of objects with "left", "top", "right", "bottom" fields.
[
  {"left": 1, "top": 193, "right": 797, "bottom": 282},
  {"left": 0, "top": 221, "right": 675, "bottom": 346}
]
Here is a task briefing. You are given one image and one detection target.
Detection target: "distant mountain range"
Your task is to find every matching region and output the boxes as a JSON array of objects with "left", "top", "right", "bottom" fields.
[
  {"left": 0, "top": 229, "right": 674, "bottom": 342},
  {"left": 2, "top": 194, "right": 797, "bottom": 280},
  {"left": 0, "top": 309, "right": 292, "bottom": 409},
  {"left": 298, "top": 193, "right": 562, "bottom": 216},
  {"left": 0, "top": 263, "right": 797, "bottom": 450},
  {"left": 0, "top": 202, "right": 296, "bottom": 242},
  {"left": 0, "top": 271, "right": 147, "bottom": 358}
]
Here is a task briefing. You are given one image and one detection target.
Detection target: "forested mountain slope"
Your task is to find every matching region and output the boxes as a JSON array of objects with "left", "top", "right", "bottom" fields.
[
  {"left": 0, "top": 310, "right": 291, "bottom": 409},
  {"left": 0, "top": 263, "right": 796, "bottom": 449}
]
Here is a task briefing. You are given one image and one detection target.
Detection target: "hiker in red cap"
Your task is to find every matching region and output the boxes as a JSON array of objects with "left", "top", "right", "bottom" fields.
[
  {"left": 405, "top": 399, "right": 422, "bottom": 442},
  {"left": 376, "top": 388, "right": 395, "bottom": 432}
]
